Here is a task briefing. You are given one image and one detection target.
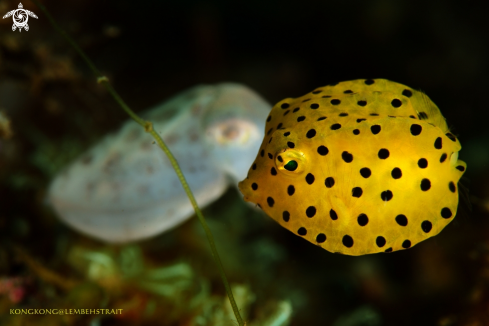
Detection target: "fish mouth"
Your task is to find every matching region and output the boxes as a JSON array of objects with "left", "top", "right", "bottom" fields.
[{"left": 237, "top": 180, "right": 253, "bottom": 203}]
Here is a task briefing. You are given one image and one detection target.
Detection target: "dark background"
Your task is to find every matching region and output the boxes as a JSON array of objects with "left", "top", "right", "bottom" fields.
[{"left": 2, "top": 0, "right": 489, "bottom": 325}]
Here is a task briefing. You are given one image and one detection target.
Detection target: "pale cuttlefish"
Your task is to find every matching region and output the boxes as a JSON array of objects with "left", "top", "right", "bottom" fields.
[{"left": 49, "top": 83, "right": 271, "bottom": 242}]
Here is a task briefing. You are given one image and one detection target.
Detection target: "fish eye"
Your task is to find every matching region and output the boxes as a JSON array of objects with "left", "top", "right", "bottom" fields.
[
  {"left": 284, "top": 160, "right": 298, "bottom": 171},
  {"left": 275, "top": 149, "right": 305, "bottom": 175}
]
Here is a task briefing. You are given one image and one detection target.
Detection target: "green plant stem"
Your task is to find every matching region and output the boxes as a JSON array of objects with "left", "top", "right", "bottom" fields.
[{"left": 32, "top": 2, "right": 243, "bottom": 325}]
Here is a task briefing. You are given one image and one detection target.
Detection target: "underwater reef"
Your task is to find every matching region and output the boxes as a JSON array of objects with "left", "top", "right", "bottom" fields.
[{"left": 1, "top": 0, "right": 489, "bottom": 325}]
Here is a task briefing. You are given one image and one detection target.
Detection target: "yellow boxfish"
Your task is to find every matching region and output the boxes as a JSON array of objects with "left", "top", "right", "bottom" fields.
[{"left": 238, "top": 79, "right": 467, "bottom": 256}]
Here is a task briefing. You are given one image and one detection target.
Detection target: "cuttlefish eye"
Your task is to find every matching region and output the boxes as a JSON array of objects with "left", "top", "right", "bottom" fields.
[{"left": 284, "top": 160, "right": 298, "bottom": 171}]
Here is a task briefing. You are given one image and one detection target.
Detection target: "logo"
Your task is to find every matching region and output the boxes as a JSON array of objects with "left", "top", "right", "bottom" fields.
[{"left": 2, "top": 3, "right": 38, "bottom": 32}]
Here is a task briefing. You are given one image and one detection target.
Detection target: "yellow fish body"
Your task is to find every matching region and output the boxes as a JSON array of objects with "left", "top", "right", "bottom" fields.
[{"left": 238, "top": 79, "right": 466, "bottom": 256}]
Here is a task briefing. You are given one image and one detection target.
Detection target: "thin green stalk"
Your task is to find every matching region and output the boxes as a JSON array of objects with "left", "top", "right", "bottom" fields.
[{"left": 32, "top": 1, "right": 243, "bottom": 324}]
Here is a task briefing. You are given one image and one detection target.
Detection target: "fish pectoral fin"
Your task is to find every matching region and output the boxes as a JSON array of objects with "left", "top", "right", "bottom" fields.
[{"left": 330, "top": 195, "right": 350, "bottom": 222}]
